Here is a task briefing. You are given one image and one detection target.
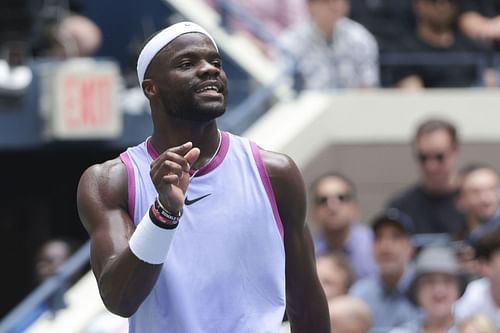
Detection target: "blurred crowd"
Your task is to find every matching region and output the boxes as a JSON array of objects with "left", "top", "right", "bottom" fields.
[
  {"left": 210, "top": 0, "right": 500, "bottom": 90},
  {"left": 2, "top": 0, "right": 500, "bottom": 92},
  {"left": 287, "top": 117, "right": 500, "bottom": 333},
  {"left": 2, "top": 1, "right": 500, "bottom": 333}
]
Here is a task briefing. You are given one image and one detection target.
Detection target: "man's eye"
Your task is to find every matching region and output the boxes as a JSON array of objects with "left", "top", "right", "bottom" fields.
[
  {"left": 212, "top": 60, "right": 222, "bottom": 68},
  {"left": 179, "top": 62, "right": 193, "bottom": 69}
]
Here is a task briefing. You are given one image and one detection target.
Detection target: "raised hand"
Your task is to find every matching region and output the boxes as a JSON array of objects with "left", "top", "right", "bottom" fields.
[{"left": 150, "top": 142, "right": 200, "bottom": 213}]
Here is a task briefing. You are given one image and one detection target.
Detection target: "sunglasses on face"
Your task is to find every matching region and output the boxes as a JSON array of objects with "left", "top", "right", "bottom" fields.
[
  {"left": 315, "top": 193, "right": 353, "bottom": 206},
  {"left": 417, "top": 152, "right": 447, "bottom": 164}
]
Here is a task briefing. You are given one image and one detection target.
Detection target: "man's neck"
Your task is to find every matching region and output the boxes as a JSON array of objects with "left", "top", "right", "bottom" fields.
[
  {"left": 324, "top": 225, "right": 351, "bottom": 250},
  {"left": 315, "top": 19, "right": 339, "bottom": 40},
  {"left": 381, "top": 271, "right": 403, "bottom": 290},
  {"left": 417, "top": 23, "right": 454, "bottom": 48},
  {"left": 466, "top": 216, "right": 482, "bottom": 233},
  {"left": 422, "top": 174, "right": 457, "bottom": 194},
  {"left": 424, "top": 314, "right": 453, "bottom": 333},
  {"left": 150, "top": 118, "right": 220, "bottom": 170}
]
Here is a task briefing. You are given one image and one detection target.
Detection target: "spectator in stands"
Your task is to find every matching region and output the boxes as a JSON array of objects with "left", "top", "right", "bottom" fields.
[
  {"left": 350, "top": 208, "right": 419, "bottom": 331},
  {"left": 389, "top": 245, "right": 466, "bottom": 333},
  {"left": 32, "top": 0, "right": 102, "bottom": 58},
  {"left": 10, "top": 238, "right": 79, "bottom": 333},
  {"left": 386, "top": 118, "right": 466, "bottom": 235},
  {"left": 309, "top": 172, "right": 377, "bottom": 280},
  {"left": 329, "top": 296, "right": 372, "bottom": 333},
  {"left": 454, "top": 164, "right": 500, "bottom": 281},
  {"left": 204, "top": 0, "right": 306, "bottom": 56},
  {"left": 275, "top": 0, "right": 379, "bottom": 91},
  {"left": 348, "top": 0, "right": 415, "bottom": 52},
  {"left": 456, "top": 163, "right": 500, "bottom": 244},
  {"left": 35, "top": 238, "right": 79, "bottom": 284},
  {"left": 455, "top": 226, "right": 500, "bottom": 331},
  {"left": 388, "top": 0, "right": 491, "bottom": 89},
  {"left": 316, "top": 252, "right": 355, "bottom": 300}
]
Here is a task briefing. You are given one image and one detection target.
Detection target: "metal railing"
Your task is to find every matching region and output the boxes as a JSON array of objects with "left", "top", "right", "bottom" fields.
[{"left": 0, "top": 242, "right": 91, "bottom": 333}]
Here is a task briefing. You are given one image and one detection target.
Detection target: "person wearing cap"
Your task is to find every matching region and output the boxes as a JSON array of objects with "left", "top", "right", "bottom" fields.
[
  {"left": 389, "top": 245, "right": 466, "bottom": 333},
  {"left": 77, "top": 21, "right": 329, "bottom": 332},
  {"left": 350, "top": 208, "right": 419, "bottom": 332},
  {"left": 454, "top": 226, "right": 500, "bottom": 331}
]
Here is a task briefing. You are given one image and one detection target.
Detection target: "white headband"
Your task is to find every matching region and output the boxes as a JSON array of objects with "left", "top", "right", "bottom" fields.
[{"left": 136, "top": 21, "right": 218, "bottom": 84}]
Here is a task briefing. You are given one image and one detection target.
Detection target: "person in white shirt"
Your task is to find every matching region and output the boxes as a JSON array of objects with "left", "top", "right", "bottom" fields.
[{"left": 455, "top": 226, "right": 500, "bottom": 330}]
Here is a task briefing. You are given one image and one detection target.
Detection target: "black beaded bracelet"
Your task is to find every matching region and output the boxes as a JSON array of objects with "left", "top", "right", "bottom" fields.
[{"left": 154, "top": 197, "right": 182, "bottom": 222}]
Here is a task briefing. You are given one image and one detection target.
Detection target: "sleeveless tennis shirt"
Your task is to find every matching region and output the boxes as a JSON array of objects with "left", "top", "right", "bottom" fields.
[{"left": 120, "top": 131, "right": 286, "bottom": 333}]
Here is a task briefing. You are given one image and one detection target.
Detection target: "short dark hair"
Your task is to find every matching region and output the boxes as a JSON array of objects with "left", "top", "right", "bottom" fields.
[
  {"left": 414, "top": 118, "right": 458, "bottom": 146},
  {"left": 474, "top": 226, "right": 500, "bottom": 261},
  {"left": 309, "top": 171, "right": 357, "bottom": 200}
]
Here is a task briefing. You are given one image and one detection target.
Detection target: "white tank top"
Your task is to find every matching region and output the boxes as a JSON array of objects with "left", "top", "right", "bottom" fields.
[{"left": 120, "top": 131, "right": 286, "bottom": 333}]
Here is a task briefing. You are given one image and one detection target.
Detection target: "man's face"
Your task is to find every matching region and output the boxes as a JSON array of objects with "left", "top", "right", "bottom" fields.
[
  {"left": 146, "top": 33, "right": 228, "bottom": 121},
  {"left": 373, "top": 224, "right": 414, "bottom": 277},
  {"left": 312, "top": 176, "right": 358, "bottom": 232},
  {"left": 459, "top": 168, "right": 500, "bottom": 222},
  {"left": 36, "top": 241, "right": 71, "bottom": 283},
  {"left": 415, "top": 129, "right": 458, "bottom": 191},
  {"left": 308, "top": 0, "right": 349, "bottom": 28},
  {"left": 416, "top": 273, "right": 460, "bottom": 318},
  {"left": 415, "top": 0, "right": 458, "bottom": 29}
]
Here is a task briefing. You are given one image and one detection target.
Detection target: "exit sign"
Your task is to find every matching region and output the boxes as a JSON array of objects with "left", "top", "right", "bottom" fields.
[{"left": 41, "top": 59, "right": 122, "bottom": 140}]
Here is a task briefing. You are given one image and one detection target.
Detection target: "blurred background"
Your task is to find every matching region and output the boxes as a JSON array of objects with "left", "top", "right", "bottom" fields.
[{"left": 1, "top": 0, "right": 500, "bottom": 332}]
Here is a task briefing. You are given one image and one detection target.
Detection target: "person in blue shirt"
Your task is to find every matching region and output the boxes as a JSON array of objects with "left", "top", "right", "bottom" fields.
[{"left": 350, "top": 208, "right": 420, "bottom": 332}]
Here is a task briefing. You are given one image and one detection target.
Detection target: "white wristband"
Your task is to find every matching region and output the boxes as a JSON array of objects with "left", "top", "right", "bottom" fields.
[{"left": 129, "top": 210, "right": 177, "bottom": 264}]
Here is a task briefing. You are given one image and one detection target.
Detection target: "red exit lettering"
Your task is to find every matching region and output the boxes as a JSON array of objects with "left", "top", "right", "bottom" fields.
[{"left": 63, "top": 75, "right": 114, "bottom": 130}]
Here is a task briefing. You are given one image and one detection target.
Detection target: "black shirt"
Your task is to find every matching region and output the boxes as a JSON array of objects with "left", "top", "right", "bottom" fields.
[
  {"left": 349, "top": 0, "right": 415, "bottom": 52},
  {"left": 389, "top": 32, "right": 489, "bottom": 87},
  {"left": 386, "top": 184, "right": 466, "bottom": 235}
]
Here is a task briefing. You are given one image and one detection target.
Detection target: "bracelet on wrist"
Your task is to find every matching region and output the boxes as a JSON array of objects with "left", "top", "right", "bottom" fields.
[
  {"left": 149, "top": 204, "right": 178, "bottom": 229},
  {"left": 154, "top": 197, "right": 182, "bottom": 223}
]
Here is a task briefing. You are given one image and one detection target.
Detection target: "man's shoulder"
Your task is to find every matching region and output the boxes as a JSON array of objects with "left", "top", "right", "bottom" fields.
[
  {"left": 350, "top": 275, "right": 380, "bottom": 297},
  {"left": 276, "top": 20, "right": 315, "bottom": 51},
  {"left": 258, "top": 148, "right": 295, "bottom": 173},
  {"left": 455, "top": 278, "right": 491, "bottom": 319},
  {"left": 350, "top": 223, "right": 374, "bottom": 241},
  {"left": 79, "top": 157, "right": 127, "bottom": 195},
  {"left": 386, "top": 184, "right": 422, "bottom": 207},
  {"left": 338, "top": 17, "right": 377, "bottom": 44}
]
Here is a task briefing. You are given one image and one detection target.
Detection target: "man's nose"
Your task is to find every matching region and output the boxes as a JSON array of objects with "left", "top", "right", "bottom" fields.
[{"left": 198, "top": 60, "right": 220, "bottom": 76}]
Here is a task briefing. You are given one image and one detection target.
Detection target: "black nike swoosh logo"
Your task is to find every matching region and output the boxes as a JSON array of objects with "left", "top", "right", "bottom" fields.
[{"left": 184, "top": 194, "right": 211, "bottom": 206}]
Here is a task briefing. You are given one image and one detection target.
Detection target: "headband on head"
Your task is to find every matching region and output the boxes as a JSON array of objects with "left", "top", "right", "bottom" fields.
[{"left": 136, "top": 21, "right": 218, "bottom": 84}]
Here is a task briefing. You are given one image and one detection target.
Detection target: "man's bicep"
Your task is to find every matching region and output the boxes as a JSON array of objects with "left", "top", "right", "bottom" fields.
[{"left": 77, "top": 161, "right": 134, "bottom": 276}]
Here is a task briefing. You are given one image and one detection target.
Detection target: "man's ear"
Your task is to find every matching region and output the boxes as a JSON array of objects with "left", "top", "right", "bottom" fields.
[{"left": 142, "top": 79, "right": 157, "bottom": 98}]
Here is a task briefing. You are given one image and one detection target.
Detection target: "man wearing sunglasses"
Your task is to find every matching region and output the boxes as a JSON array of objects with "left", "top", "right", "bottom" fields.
[
  {"left": 310, "top": 172, "right": 377, "bottom": 280},
  {"left": 386, "top": 118, "right": 466, "bottom": 236}
]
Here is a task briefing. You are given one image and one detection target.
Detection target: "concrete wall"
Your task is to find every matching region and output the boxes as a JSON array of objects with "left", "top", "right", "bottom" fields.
[{"left": 246, "top": 89, "right": 500, "bottom": 224}]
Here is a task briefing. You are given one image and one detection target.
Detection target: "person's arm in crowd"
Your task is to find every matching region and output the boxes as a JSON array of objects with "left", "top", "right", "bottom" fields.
[
  {"left": 357, "top": 30, "right": 380, "bottom": 88},
  {"left": 459, "top": 11, "right": 500, "bottom": 41},
  {"left": 262, "top": 148, "right": 330, "bottom": 333}
]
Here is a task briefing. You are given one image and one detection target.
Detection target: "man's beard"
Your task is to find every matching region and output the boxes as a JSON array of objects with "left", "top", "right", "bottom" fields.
[{"left": 162, "top": 89, "right": 227, "bottom": 122}]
